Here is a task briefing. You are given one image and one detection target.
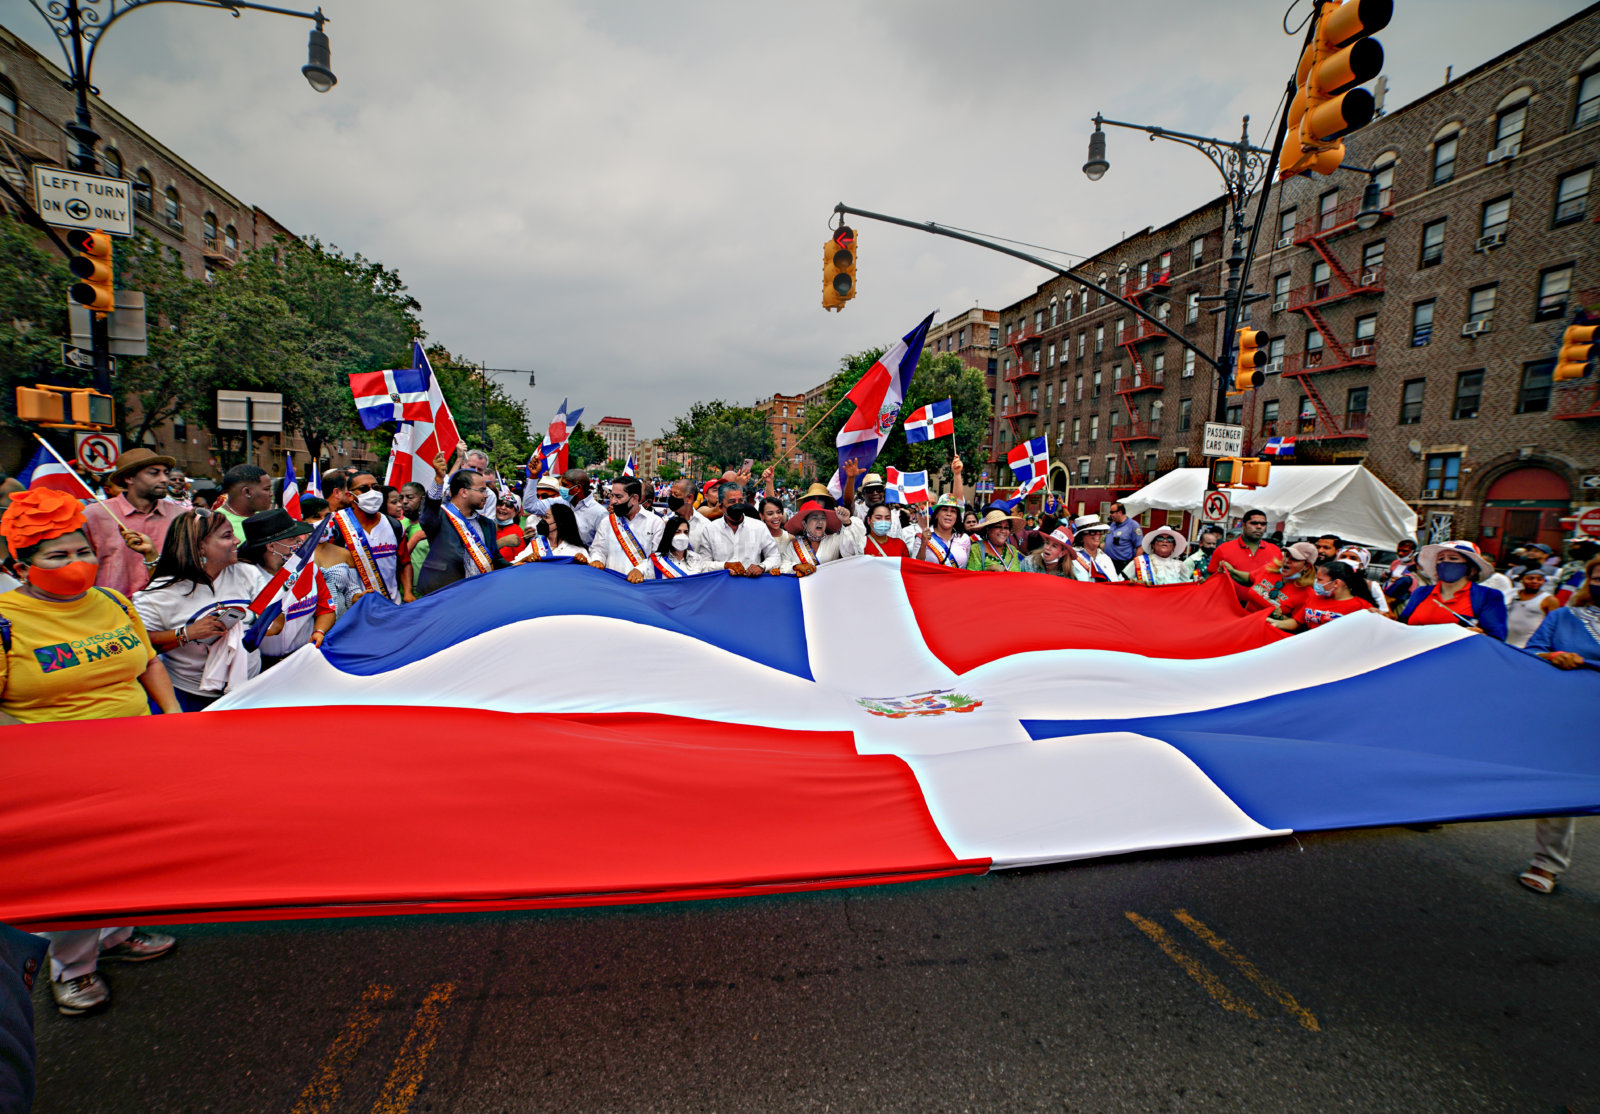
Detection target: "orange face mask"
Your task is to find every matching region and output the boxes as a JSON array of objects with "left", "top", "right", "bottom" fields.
[{"left": 26, "top": 561, "right": 98, "bottom": 597}]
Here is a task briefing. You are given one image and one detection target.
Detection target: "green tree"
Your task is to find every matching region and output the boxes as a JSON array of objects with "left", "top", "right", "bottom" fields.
[
  {"left": 0, "top": 216, "right": 81, "bottom": 442},
  {"left": 566, "top": 423, "right": 609, "bottom": 470},
  {"left": 659, "top": 399, "right": 773, "bottom": 471},
  {"left": 655, "top": 459, "right": 682, "bottom": 483}
]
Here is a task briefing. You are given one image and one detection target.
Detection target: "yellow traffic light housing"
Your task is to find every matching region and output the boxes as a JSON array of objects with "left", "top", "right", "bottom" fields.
[
  {"left": 1554, "top": 323, "right": 1597, "bottom": 382},
  {"left": 13, "top": 385, "right": 115, "bottom": 429},
  {"left": 1281, "top": 0, "right": 1390, "bottom": 179},
  {"left": 822, "top": 225, "right": 856, "bottom": 312},
  {"left": 1232, "top": 327, "right": 1267, "bottom": 393},
  {"left": 1211, "top": 456, "right": 1271, "bottom": 490},
  {"left": 66, "top": 228, "right": 116, "bottom": 316}
]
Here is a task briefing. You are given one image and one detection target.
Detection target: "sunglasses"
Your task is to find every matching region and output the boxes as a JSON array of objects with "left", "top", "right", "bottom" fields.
[{"left": 351, "top": 483, "right": 377, "bottom": 494}]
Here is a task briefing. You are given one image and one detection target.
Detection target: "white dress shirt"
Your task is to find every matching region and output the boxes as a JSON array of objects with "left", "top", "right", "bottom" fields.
[
  {"left": 1069, "top": 547, "right": 1123, "bottom": 582},
  {"left": 776, "top": 531, "right": 856, "bottom": 573},
  {"left": 569, "top": 493, "right": 608, "bottom": 547},
  {"left": 702, "top": 514, "right": 781, "bottom": 570},
  {"left": 588, "top": 507, "right": 666, "bottom": 577}
]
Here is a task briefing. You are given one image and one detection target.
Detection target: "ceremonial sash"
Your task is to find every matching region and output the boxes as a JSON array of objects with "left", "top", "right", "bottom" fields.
[
  {"left": 608, "top": 513, "right": 647, "bottom": 569},
  {"left": 791, "top": 536, "right": 819, "bottom": 566},
  {"left": 1072, "top": 549, "right": 1110, "bottom": 582},
  {"left": 925, "top": 532, "right": 957, "bottom": 566},
  {"left": 651, "top": 553, "right": 691, "bottom": 579},
  {"left": 333, "top": 509, "right": 396, "bottom": 601},
  {"left": 1129, "top": 554, "right": 1157, "bottom": 584},
  {"left": 981, "top": 540, "right": 1019, "bottom": 571},
  {"left": 443, "top": 503, "right": 495, "bottom": 575}
]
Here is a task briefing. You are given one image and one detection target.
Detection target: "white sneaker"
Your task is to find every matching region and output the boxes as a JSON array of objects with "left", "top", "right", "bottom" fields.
[{"left": 52, "top": 972, "right": 110, "bottom": 1016}]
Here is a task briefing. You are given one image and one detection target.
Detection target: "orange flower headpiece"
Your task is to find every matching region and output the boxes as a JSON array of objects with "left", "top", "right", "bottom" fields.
[{"left": 1, "top": 488, "right": 88, "bottom": 552}]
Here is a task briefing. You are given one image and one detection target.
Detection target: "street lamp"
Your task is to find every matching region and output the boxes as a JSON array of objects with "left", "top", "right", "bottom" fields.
[
  {"left": 1082, "top": 119, "right": 1109, "bottom": 181},
  {"left": 303, "top": 15, "right": 338, "bottom": 93},
  {"left": 1355, "top": 174, "right": 1384, "bottom": 230}
]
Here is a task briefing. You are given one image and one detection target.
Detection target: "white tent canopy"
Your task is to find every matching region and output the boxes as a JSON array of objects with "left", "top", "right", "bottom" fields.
[{"left": 1120, "top": 465, "right": 1418, "bottom": 548}]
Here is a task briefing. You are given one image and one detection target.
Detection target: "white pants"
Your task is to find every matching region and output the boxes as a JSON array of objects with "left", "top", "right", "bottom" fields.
[
  {"left": 1531, "top": 817, "right": 1576, "bottom": 876},
  {"left": 40, "top": 927, "right": 131, "bottom": 982}
]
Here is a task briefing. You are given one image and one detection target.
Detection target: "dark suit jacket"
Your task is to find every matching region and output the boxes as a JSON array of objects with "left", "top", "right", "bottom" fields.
[
  {"left": 0, "top": 922, "right": 46, "bottom": 1114},
  {"left": 417, "top": 496, "right": 508, "bottom": 596}
]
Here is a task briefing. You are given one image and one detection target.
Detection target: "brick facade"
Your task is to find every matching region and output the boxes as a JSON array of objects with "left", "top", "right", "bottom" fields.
[{"left": 754, "top": 391, "right": 811, "bottom": 476}]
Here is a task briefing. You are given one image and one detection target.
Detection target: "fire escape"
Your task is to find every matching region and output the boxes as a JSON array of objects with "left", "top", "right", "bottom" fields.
[
  {"left": 1111, "top": 267, "right": 1172, "bottom": 487},
  {"left": 1279, "top": 189, "right": 1397, "bottom": 442},
  {"left": 997, "top": 322, "right": 1042, "bottom": 464},
  {"left": 0, "top": 102, "right": 70, "bottom": 215}
]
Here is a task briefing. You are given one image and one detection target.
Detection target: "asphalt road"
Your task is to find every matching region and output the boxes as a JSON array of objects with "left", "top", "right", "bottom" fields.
[{"left": 30, "top": 818, "right": 1600, "bottom": 1113}]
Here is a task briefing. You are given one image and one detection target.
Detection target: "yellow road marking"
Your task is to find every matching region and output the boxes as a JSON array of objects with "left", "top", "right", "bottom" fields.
[
  {"left": 292, "top": 982, "right": 395, "bottom": 1114},
  {"left": 1172, "top": 909, "right": 1320, "bottom": 1032},
  {"left": 370, "top": 982, "right": 457, "bottom": 1114},
  {"left": 1124, "top": 912, "right": 1259, "bottom": 1018}
]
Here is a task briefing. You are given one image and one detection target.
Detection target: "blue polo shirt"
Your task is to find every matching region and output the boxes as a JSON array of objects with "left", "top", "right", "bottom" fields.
[{"left": 1105, "top": 517, "right": 1143, "bottom": 561}]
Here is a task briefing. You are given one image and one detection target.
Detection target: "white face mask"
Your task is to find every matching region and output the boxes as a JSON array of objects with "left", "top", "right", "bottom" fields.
[
  {"left": 671, "top": 535, "right": 691, "bottom": 552},
  {"left": 355, "top": 490, "right": 384, "bottom": 514}
]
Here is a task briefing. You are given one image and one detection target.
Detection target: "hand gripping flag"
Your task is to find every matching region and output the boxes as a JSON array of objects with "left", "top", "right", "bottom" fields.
[
  {"left": 349, "top": 355, "right": 432, "bottom": 430},
  {"left": 886, "top": 467, "right": 930, "bottom": 504},
  {"left": 282, "top": 453, "right": 302, "bottom": 520},
  {"left": 530, "top": 398, "right": 584, "bottom": 480},
  {"left": 241, "top": 515, "right": 331, "bottom": 652},
  {"left": 1007, "top": 437, "right": 1050, "bottom": 496},
  {"left": 829, "top": 312, "right": 935, "bottom": 498},
  {"left": 1263, "top": 436, "right": 1296, "bottom": 457},
  {"left": 904, "top": 398, "right": 954, "bottom": 443},
  {"left": 18, "top": 438, "right": 97, "bottom": 500}
]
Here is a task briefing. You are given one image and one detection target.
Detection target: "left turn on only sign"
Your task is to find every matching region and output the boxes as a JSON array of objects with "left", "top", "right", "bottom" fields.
[{"left": 32, "top": 167, "right": 133, "bottom": 237}]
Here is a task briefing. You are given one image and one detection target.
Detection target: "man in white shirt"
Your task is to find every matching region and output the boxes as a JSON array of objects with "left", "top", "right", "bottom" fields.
[
  {"left": 702, "top": 480, "right": 779, "bottom": 576},
  {"left": 682, "top": 478, "right": 722, "bottom": 553},
  {"left": 588, "top": 477, "right": 666, "bottom": 582},
  {"left": 562, "top": 468, "right": 608, "bottom": 547}
]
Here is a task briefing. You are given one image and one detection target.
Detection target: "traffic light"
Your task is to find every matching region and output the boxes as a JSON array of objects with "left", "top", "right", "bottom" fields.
[
  {"left": 1554, "top": 323, "right": 1597, "bottom": 382},
  {"left": 1280, "top": 0, "right": 1391, "bottom": 179},
  {"left": 822, "top": 225, "right": 856, "bottom": 312},
  {"left": 1232, "top": 327, "right": 1267, "bottom": 393},
  {"left": 1210, "top": 457, "right": 1272, "bottom": 489},
  {"left": 66, "top": 228, "right": 115, "bottom": 316},
  {"left": 14, "top": 385, "right": 115, "bottom": 428}
]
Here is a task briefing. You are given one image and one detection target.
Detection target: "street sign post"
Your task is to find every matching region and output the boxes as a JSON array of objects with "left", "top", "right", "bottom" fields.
[
  {"left": 1202, "top": 490, "right": 1231, "bottom": 522},
  {"left": 1202, "top": 422, "right": 1244, "bottom": 458},
  {"left": 31, "top": 167, "right": 134, "bottom": 237},
  {"left": 61, "top": 343, "right": 114, "bottom": 374},
  {"left": 74, "top": 431, "right": 121, "bottom": 473},
  {"left": 1580, "top": 474, "right": 1600, "bottom": 493},
  {"left": 1576, "top": 506, "right": 1600, "bottom": 537}
]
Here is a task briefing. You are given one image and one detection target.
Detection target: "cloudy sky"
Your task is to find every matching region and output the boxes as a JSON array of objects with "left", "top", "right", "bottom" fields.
[{"left": 3, "top": 0, "right": 1587, "bottom": 438}]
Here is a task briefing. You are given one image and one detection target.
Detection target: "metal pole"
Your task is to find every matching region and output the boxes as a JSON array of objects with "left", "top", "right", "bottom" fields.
[
  {"left": 63, "top": 0, "right": 99, "bottom": 173},
  {"left": 245, "top": 396, "right": 253, "bottom": 469}
]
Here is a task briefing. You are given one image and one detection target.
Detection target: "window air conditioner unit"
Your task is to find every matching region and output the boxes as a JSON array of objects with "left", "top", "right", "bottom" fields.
[
  {"left": 1359, "top": 270, "right": 1378, "bottom": 285},
  {"left": 1461, "top": 320, "right": 1492, "bottom": 337},
  {"left": 1275, "top": 234, "right": 1293, "bottom": 249},
  {"left": 1475, "top": 231, "right": 1507, "bottom": 251},
  {"left": 1485, "top": 143, "right": 1519, "bottom": 164},
  {"left": 1272, "top": 299, "right": 1289, "bottom": 312},
  {"left": 1265, "top": 358, "right": 1283, "bottom": 373},
  {"left": 1350, "top": 343, "right": 1374, "bottom": 357}
]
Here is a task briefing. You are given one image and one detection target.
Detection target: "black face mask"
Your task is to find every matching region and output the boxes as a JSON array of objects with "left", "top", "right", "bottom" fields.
[
  {"left": 724, "top": 503, "right": 749, "bottom": 522},
  {"left": 667, "top": 495, "right": 685, "bottom": 511},
  {"left": 536, "top": 520, "right": 550, "bottom": 537}
]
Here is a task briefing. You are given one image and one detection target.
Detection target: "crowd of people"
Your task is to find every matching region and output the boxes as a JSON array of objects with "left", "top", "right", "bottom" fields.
[{"left": 1, "top": 443, "right": 1596, "bottom": 1016}]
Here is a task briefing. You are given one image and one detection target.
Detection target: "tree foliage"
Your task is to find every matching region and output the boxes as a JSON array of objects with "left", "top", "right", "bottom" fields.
[
  {"left": 0, "top": 216, "right": 81, "bottom": 436},
  {"left": 565, "top": 423, "right": 610, "bottom": 470},
  {"left": 421, "top": 345, "right": 536, "bottom": 479},
  {"left": 658, "top": 399, "right": 774, "bottom": 474}
]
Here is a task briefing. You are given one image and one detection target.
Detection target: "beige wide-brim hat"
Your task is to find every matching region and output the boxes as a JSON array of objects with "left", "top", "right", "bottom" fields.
[
  {"left": 975, "top": 508, "right": 1023, "bottom": 531},
  {"left": 860, "top": 474, "right": 886, "bottom": 489},
  {"left": 1417, "top": 540, "right": 1494, "bottom": 582},
  {"left": 1141, "top": 526, "right": 1188, "bottom": 557}
]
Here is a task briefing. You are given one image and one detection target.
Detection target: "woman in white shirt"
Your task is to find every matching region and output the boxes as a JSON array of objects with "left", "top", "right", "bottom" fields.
[
  {"left": 650, "top": 518, "right": 719, "bottom": 578},
  {"left": 1505, "top": 569, "right": 1559, "bottom": 648},
  {"left": 133, "top": 510, "right": 274, "bottom": 711},
  {"left": 915, "top": 495, "right": 970, "bottom": 568},
  {"left": 513, "top": 501, "right": 589, "bottom": 563}
]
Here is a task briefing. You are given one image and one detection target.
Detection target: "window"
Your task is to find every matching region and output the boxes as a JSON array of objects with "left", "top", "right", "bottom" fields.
[
  {"left": 1553, "top": 168, "right": 1591, "bottom": 226},
  {"left": 1494, "top": 102, "right": 1527, "bottom": 151},
  {"left": 1262, "top": 399, "right": 1280, "bottom": 429},
  {"left": 133, "top": 169, "right": 153, "bottom": 213},
  {"left": 1190, "top": 237, "right": 1204, "bottom": 269},
  {"left": 1346, "top": 387, "right": 1368, "bottom": 420},
  {"left": 1057, "top": 421, "right": 1065, "bottom": 444},
  {"left": 1183, "top": 349, "right": 1196, "bottom": 378},
  {"left": 1094, "top": 325, "right": 1104, "bottom": 353},
  {"left": 1178, "top": 398, "right": 1192, "bottom": 431},
  {"left": 1138, "top": 261, "right": 1149, "bottom": 287},
  {"left": 1072, "top": 417, "right": 1081, "bottom": 443},
  {"left": 1304, "top": 328, "right": 1324, "bottom": 364},
  {"left": 1077, "top": 331, "right": 1086, "bottom": 358},
  {"left": 173, "top": 415, "right": 187, "bottom": 442},
  {"left": 1091, "top": 369, "right": 1102, "bottom": 398},
  {"left": 1185, "top": 292, "right": 1199, "bottom": 324},
  {"left": 1078, "top": 457, "right": 1090, "bottom": 482},
  {"left": 1115, "top": 318, "right": 1125, "bottom": 345},
  {"left": 1034, "top": 310, "right": 1044, "bottom": 331},
  {"left": 1423, "top": 453, "right": 1462, "bottom": 499},
  {"left": 1319, "top": 189, "right": 1340, "bottom": 231},
  {"left": 1432, "top": 133, "right": 1458, "bottom": 185},
  {"left": 1062, "top": 298, "right": 1073, "bottom": 323},
  {"left": 1174, "top": 450, "right": 1189, "bottom": 469},
  {"left": 224, "top": 224, "right": 239, "bottom": 252},
  {"left": 202, "top": 211, "right": 217, "bottom": 243},
  {"left": 102, "top": 148, "right": 122, "bottom": 178},
  {"left": 1420, "top": 219, "right": 1446, "bottom": 267},
  {"left": 959, "top": 327, "right": 968, "bottom": 346},
  {"left": 1277, "top": 208, "right": 1296, "bottom": 243},
  {"left": 1050, "top": 301, "right": 1059, "bottom": 327},
  {"left": 1081, "top": 291, "right": 1090, "bottom": 315},
  {"left": 1145, "top": 451, "right": 1158, "bottom": 477},
  {"left": 1107, "top": 456, "right": 1118, "bottom": 484},
  {"left": 1002, "top": 359, "right": 1011, "bottom": 379},
  {"left": 1298, "top": 397, "right": 1317, "bottom": 433},
  {"left": 163, "top": 187, "right": 181, "bottom": 225},
  {"left": 1047, "top": 343, "right": 1056, "bottom": 368},
  {"left": 1467, "top": 285, "right": 1496, "bottom": 325},
  {"left": 1089, "top": 415, "right": 1100, "bottom": 442},
  {"left": 0, "top": 77, "right": 15, "bottom": 134},
  {"left": 1362, "top": 241, "right": 1385, "bottom": 272},
  {"left": 1312, "top": 260, "right": 1332, "bottom": 299},
  {"left": 1075, "top": 374, "right": 1083, "bottom": 401},
  {"left": 1480, "top": 196, "right": 1511, "bottom": 239},
  {"left": 1046, "top": 381, "right": 1054, "bottom": 408},
  {"left": 1576, "top": 70, "right": 1600, "bottom": 129},
  {"left": 1453, "top": 371, "right": 1483, "bottom": 419},
  {"left": 989, "top": 326, "right": 999, "bottom": 346},
  {"left": 1399, "top": 379, "right": 1425, "bottom": 424},
  {"left": 1412, "top": 300, "right": 1435, "bottom": 346},
  {"left": 1224, "top": 403, "right": 1243, "bottom": 425},
  {"left": 1110, "top": 409, "right": 1121, "bottom": 433},
  {"left": 1268, "top": 336, "right": 1285, "bottom": 366},
  {"left": 1536, "top": 265, "right": 1573, "bottom": 320},
  {"left": 1355, "top": 314, "right": 1377, "bottom": 342},
  {"left": 1157, "top": 301, "right": 1170, "bottom": 322},
  {"left": 1150, "top": 399, "right": 1163, "bottom": 427},
  {"left": 1159, "top": 251, "right": 1172, "bottom": 272},
  {"left": 1111, "top": 365, "right": 1122, "bottom": 388},
  {"left": 1273, "top": 273, "right": 1291, "bottom": 303},
  {"left": 1518, "top": 360, "right": 1554, "bottom": 413},
  {"left": 1373, "top": 160, "right": 1395, "bottom": 206},
  {"left": 1152, "top": 351, "right": 1165, "bottom": 376}
]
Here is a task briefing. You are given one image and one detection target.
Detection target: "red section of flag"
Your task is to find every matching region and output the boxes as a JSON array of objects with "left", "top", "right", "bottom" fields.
[
  {"left": 899, "top": 562, "right": 1284, "bottom": 675},
  {"left": 0, "top": 709, "right": 980, "bottom": 930}
]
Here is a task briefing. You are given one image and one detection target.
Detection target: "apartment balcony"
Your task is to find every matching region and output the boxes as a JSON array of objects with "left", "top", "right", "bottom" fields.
[
  {"left": 1122, "top": 317, "right": 1168, "bottom": 344},
  {"left": 203, "top": 237, "right": 239, "bottom": 266},
  {"left": 1294, "top": 411, "right": 1370, "bottom": 441},
  {"left": 1004, "top": 326, "right": 1041, "bottom": 348},
  {"left": 0, "top": 109, "right": 68, "bottom": 166},
  {"left": 1004, "top": 362, "right": 1041, "bottom": 383},
  {"left": 1111, "top": 420, "right": 1159, "bottom": 442},
  {"left": 1116, "top": 368, "right": 1164, "bottom": 394},
  {"left": 1280, "top": 340, "right": 1378, "bottom": 377},
  {"left": 1291, "top": 188, "right": 1400, "bottom": 244},
  {"left": 1001, "top": 400, "right": 1039, "bottom": 420},
  {"left": 1120, "top": 269, "right": 1173, "bottom": 299},
  {"left": 1552, "top": 382, "right": 1600, "bottom": 420},
  {"left": 1286, "top": 265, "right": 1385, "bottom": 311}
]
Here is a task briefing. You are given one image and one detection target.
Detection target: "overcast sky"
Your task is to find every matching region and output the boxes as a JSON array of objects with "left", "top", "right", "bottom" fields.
[{"left": 2, "top": 0, "right": 1587, "bottom": 438}]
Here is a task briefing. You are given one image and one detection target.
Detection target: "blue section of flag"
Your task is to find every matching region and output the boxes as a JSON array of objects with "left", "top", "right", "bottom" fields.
[
  {"left": 905, "top": 398, "right": 953, "bottom": 443},
  {"left": 320, "top": 559, "right": 813, "bottom": 681},
  {"left": 16, "top": 444, "right": 48, "bottom": 487},
  {"left": 1021, "top": 637, "right": 1600, "bottom": 830},
  {"left": 1263, "top": 437, "right": 1296, "bottom": 457}
]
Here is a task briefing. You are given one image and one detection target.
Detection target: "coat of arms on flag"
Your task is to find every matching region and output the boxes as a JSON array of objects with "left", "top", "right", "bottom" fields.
[
  {"left": 885, "top": 466, "right": 930, "bottom": 504},
  {"left": 857, "top": 689, "right": 984, "bottom": 718},
  {"left": 904, "top": 398, "right": 955, "bottom": 443}
]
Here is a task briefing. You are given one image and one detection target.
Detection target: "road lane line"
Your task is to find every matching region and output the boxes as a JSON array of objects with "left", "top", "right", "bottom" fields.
[
  {"left": 292, "top": 982, "right": 395, "bottom": 1114},
  {"left": 1172, "top": 908, "right": 1320, "bottom": 1032},
  {"left": 1124, "top": 912, "right": 1259, "bottom": 1018},
  {"left": 370, "top": 982, "right": 456, "bottom": 1114}
]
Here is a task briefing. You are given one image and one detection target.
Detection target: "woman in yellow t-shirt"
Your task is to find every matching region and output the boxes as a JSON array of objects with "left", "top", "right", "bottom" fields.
[{"left": 0, "top": 488, "right": 181, "bottom": 724}]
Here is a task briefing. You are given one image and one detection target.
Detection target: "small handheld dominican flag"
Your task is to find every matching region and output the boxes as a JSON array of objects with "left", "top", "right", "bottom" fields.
[
  {"left": 904, "top": 399, "right": 955, "bottom": 443},
  {"left": 623, "top": 454, "right": 636, "bottom": 478},
  {"left": 306, "top": 461, "right": 322, "bottom": 499},
  {"left": 18, "top": 438, "right": 97, "bottom": 500},
  {"left": 886, "top": 467, "right": 930, "bottom": 504},
  {"left": 282, "top": 453, "right": 302, "bottom": 520},
  {"left": 1006, "top": 436, "right": 1050, "bottom": 496},
  {"left": 349, "top": 362, "right": 433, "bottom": 430},
  {"left": 1262, "top": 436, "right": 1297, "bottom": 457}
]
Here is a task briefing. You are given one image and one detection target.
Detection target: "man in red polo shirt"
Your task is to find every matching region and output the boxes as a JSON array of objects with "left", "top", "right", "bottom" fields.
[
  {"left": 1208, "top": 508, "right": 1284, "bottom": 581},
  {"left": 82, "top": 448, "right": 184, "bottom": 597}
]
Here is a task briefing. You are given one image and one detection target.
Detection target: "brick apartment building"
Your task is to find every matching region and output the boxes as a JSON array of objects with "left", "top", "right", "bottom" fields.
[
  {"left": 0, "top": 21, "right": 383, "bottom": 479},
  {"left": 753, "top": 391, "right": 812, "bottom": 476},
  {"left": 595, "top": 416, "right": 636, "bottom": 466},
  {"left": 985, "top": 6, "right": 1600, "bottom": 551}
]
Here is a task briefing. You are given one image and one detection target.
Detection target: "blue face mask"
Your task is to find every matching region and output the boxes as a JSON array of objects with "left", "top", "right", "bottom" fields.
[
  {"left": 872, "top": 520, "right": 892, "bottom": 537},
  {"left": 556, "top": 485, "right": 569, "bottom": 501},
  {"left": 1437, "top": 561, "right": 1471, "bottom": 583},
  {"left": 1312, "top": 580, "right": 1335, "bottom": 598}
]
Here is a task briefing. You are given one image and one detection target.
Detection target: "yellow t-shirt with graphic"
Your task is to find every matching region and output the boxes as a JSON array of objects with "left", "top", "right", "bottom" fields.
[{"left": 0, "top": 588, "right": 156, "bottom": 723}]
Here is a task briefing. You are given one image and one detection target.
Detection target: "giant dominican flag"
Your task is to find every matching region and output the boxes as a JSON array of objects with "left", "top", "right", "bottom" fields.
[
  {"left": 1, "top": 558, "right": 1595, "bottom": 931},
  {"left": 530, "top": 398, "right": 584, "bottom": 480},
  {"left": 17, "top": 438, "right": 96, "bottom": 499},
  {"left": 829, "top": 313, "right": 935, "bottom": 497}
]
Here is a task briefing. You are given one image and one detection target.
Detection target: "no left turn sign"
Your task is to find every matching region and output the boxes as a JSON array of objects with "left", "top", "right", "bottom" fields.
[
  {"left": 1203, "top": 490, "right": 1231, "bottom": 522},
  {"left": 75, "top": 431, "right": 121, "bottom": 474}
]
